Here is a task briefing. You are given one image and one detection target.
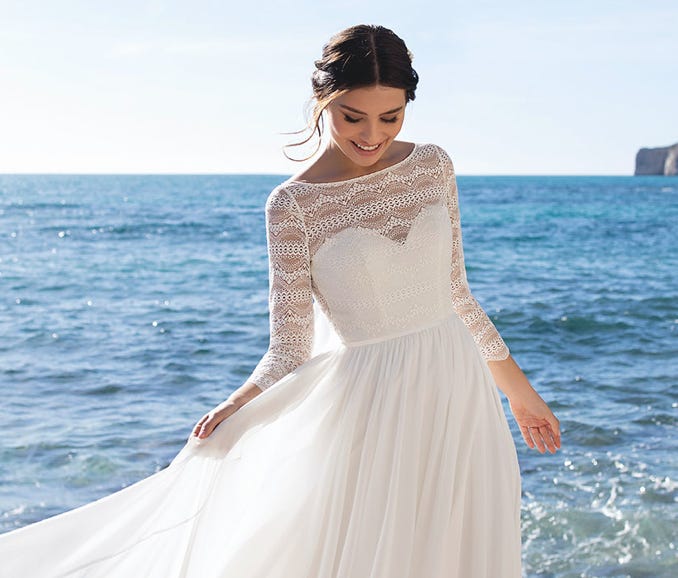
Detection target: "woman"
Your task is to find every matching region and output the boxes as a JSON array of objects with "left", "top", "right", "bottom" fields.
[{"left": 0, "top": 24, "right": 559, "bottom": 577}]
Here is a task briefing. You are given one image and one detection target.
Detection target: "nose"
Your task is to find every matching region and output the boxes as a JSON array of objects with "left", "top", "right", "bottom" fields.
[{"left": 360, "top": 120, "right": 381, "bottom": 144}]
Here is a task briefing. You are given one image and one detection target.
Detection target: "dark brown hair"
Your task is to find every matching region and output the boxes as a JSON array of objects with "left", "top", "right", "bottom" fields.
[{"left": 284, "top": 24, "right": 419, "bottom": 161}]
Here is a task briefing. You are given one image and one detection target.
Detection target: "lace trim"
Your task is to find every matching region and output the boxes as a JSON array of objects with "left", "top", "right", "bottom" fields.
[{"left": 287, "top": 142, "right": 419, "bottom": 187}]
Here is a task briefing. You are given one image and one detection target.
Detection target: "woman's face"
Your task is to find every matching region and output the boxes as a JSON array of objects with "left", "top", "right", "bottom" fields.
[{"left": 324, "top": 84, "right": 407, "bottom": 168}]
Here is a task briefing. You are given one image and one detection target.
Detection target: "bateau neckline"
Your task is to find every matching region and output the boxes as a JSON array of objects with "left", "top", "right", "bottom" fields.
[{"left": 287, "top": 142, "right": 422, "bottom": 187}]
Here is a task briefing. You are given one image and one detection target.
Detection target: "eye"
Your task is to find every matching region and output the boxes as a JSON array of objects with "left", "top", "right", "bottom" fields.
[{"left": 342, "top": 114, "right": 399, "bottom": 124}]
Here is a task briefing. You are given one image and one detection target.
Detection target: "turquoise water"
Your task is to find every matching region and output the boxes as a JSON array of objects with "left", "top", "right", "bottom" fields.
[{"left": 0, "top": 174, "right": 676, "bottom": 577}]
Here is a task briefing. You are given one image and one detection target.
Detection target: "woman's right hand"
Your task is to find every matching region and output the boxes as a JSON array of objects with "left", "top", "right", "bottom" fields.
[
  {"left": 191, "top": 381, "right": 264, "bottom": 439},
  {"left": 191, "top": 400, "right": 241, "bottom": 439}
]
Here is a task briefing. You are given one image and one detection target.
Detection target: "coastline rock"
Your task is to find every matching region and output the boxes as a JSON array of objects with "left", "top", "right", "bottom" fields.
[{"left": 635, "top": 143, "right": 678, "bottom": 175}]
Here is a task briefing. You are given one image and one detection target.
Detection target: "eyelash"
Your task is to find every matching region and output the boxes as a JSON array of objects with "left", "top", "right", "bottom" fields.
[{"left": 343, "top": 114, "right": 399, "bottom": 124}]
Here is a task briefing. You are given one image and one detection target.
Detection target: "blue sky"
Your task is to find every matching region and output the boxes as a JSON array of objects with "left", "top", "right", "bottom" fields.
[{"left": 0, "top": 0, "right": 675, "bottom": 175}]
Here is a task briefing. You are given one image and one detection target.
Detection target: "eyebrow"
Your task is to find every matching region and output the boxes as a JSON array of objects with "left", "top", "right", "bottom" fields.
[{"left": 339, "top": 104, "right": 404, "bottom": 115}]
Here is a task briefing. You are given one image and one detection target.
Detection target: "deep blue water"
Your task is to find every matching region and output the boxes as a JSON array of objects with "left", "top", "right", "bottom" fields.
[{"left": 0, "top": 174, "right": 676, "bottom": 577}]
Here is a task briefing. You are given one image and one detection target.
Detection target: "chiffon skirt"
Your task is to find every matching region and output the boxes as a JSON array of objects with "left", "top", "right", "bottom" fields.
[{"left": 0, "top": 310, "right": 522, "bottom": 578}]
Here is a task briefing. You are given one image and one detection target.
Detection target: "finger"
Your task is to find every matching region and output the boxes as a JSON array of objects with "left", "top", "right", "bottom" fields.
[
  {"left": 197, "top": 420, "right": 210, "bottom": 439},
  {"left": 200, "top": 415, "right": 220, "bottom": 439},
  {"left": 549, "top": 424, "right": 561, "bottom": 451},
  {"left": 520, "top": 426, "right": 535, "bottom": 449},
  {"left": 201, "top": 419, "right": 214, "bottom": 439},
  {"left": 191, "top": 416, "right": 207, "bottom": 436},
  {"left": 193, "top": 415, "right": 212, "bottom": 438},
  {"left": 551, "top": 418, "right": 562, "bottom": 448},
  {"left": 531, "top": 427, "right": 546, "bottom": 453},
  {"left": 545, "top": 411, "right": 560, "bottom": 440},
  {"left": 539, "top": 425, "right": 557, "bottom": 453},
  {"left": 546, "top": 423, "right": 560, "bottom": 450}
]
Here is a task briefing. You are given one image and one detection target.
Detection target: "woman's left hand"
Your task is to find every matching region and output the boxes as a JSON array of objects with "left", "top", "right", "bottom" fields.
[
  {"left": 487, "top": 355, "right": 561, "bottom": 454},
  {"left": 509, "top": 390, "right": 561, "bottom": 453}
]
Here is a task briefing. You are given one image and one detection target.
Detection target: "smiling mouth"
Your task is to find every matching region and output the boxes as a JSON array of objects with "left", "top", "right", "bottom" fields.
[{"left": 352, "top": 141, "right": 382, "bottom": 152}]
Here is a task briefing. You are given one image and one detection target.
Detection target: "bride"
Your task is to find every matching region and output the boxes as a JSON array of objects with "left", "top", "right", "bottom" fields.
[{"left": 0, "top": 23, "right": 560, "bottom": 578}]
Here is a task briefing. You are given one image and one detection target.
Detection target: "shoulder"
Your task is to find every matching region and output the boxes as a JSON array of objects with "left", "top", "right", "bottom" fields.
[
  {"left": 265, "top": 183, "right": 303, "bottom": 220},
  {"left": 418, "top": 142, "right": 455, "bottom": 171},
  {"left": 266, "top": 183, "right": 292, "bottom": 207},
  {"left": 415, "top": 143, "right": 456, "bottom": 182}
]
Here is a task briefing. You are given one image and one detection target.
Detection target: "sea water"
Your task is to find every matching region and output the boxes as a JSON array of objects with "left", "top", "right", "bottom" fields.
[{"left": 0, "top": 173, "right": 675, "bottom": 577}]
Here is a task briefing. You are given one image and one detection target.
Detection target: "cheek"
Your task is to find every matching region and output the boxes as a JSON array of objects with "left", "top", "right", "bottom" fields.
[
  {"left": 325, "top": 112, "right": 344, "bottom": 131},
  {"left": 387, "top": 121, "right": 404, "bottom": 134},
  {"left": 329, "top": 118, "right": 354, "bottom": 137}
]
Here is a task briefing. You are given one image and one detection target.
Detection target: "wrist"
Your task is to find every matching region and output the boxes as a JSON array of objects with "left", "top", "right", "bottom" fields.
[
  {"left": 222, "top": 396, "right": 243, "bottom": 409},
  {"left": 225, "top": 389, "right": 256, "bottom": 409},
  {"left": 486, "top": 355, "right": 535, "bottom": 402}
]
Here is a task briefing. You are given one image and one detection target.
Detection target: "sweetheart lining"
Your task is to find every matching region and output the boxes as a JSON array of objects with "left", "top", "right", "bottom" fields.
[{"left": 310, "top": 201, "right": 448, "bottom": 265}]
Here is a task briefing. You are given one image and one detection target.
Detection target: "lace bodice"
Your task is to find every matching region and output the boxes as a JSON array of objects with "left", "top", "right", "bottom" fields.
[{"left": 246, "top": 143, "right": 510, "bottom": 391}]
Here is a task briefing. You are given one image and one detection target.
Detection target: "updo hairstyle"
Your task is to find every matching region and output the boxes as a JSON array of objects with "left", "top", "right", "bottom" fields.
[{"left": 284, "top": 24, "right": 419, "bottom": 161}]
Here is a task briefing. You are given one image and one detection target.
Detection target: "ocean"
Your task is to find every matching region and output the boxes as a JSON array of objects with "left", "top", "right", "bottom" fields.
[{"left": 0, "top": 173, "right": 675, "bottom": 577}]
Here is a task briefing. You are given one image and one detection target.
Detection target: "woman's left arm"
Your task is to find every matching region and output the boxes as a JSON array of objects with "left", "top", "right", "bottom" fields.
[
  {"left": 487, "top": 355, "right": 561, "bottom": 454},
  {"left": 436, "top": 145, "right": 561, "bottom": 454}
]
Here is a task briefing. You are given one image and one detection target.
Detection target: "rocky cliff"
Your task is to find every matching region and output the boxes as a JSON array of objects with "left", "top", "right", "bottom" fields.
[{"left": 635, "top": 143, "right": 678, "bottom": 175}]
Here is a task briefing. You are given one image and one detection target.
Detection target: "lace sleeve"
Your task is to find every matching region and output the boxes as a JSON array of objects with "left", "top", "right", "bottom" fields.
[
  {"left": 437, "top": 146, "right": 511, "bottom": 361},
  {"left": 244, "top": 186, "right": 314, "bottom": 391}
]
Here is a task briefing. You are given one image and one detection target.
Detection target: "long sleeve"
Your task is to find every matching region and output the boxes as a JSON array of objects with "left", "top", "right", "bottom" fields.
[
  {"left": 245, "top": 186, "right": 315, "bottom": 391},
  {"left": 437, "top": 146, "right": 511, "bottom": 361}
]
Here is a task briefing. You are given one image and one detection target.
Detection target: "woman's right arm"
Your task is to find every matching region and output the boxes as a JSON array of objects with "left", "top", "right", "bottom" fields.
[{"left": 192, "top": 186, "right": 314, "bottom": 439}]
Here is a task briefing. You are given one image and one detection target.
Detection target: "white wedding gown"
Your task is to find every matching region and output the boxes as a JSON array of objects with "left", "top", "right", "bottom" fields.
[{"left": 0, "top": 143, "right": 522, "bottom": 577}]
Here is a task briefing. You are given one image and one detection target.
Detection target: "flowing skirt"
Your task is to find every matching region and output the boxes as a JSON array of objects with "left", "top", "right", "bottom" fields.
[{"left": 0, "top": 311, "right": 521, "bottom": 578}]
